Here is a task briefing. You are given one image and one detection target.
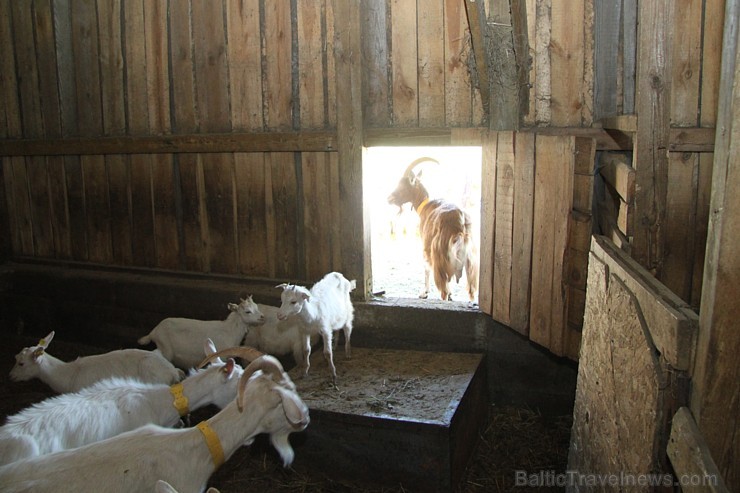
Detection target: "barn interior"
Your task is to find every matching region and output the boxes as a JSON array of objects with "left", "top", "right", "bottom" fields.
[{"left": 0, "top": 1, "right": 738, "bottom": 492}]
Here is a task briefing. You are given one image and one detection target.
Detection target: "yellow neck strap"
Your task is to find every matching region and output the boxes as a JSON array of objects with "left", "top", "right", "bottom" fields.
[
  {"left": 196, "top": 421, "right": 225, "bottom": 469},
  {"left": 169, "top": 383, "right": 189, "bottom": 417},
  {"left": 417, "top": 198, "right": 430, "bottom": 214}
]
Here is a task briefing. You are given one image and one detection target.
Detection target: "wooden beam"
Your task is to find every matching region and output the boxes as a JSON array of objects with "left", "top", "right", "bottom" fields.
[
  {"left": 333, "top": 0, "right": 370, "bottom": 299},
  {"left": 463, "top": 0, "right": 491, "bottom": 119},
  {"left": 0, "top": 131, "right": 338, "bottom": 156},
  {"left": 632, "top": 0, "right": 674, "bottom": 274},
  {"left": 0, "top": 125, "right": 715, "bottom": 158},
  {"left": 599, "top": 153, "right": 635, "bottom": 203},
  {"left": 691, "top": 0, "right": 740, "bottom": 487},
  {"left": 487, "top": 0, "right": 520, "bottom": 129},
  {"left": 668, "top": 407, "right": 731, "bottom": 492}
]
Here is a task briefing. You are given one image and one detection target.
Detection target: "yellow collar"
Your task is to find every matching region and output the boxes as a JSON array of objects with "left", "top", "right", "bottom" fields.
[
  {"left": 169, "top": 383, "right": 189, "bottom": 417},
  {"left": 196, "top": 421, "right": 225, "bottom": 468},
  {"left": 417, "top": 198, "right": 430, "bottom": 214}
]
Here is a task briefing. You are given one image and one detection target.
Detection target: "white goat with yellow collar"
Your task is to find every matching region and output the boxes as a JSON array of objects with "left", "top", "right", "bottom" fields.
[
  {"left": 0, "top": 340, "right": 242, "bottom": 466},
  {"left": 0, "top": 349, "right": 309, "bottom": 493}
]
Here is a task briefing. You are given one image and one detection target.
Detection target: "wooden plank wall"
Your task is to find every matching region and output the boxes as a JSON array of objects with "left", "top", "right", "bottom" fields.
[
  {"left": 593, "top": 0, "right": 722, "bottom": 310},
  {"left": 479, "top": 132, "right": 593, "bottom": 359}
]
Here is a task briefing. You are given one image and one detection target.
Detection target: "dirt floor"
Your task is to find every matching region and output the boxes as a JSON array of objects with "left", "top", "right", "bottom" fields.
[{"left": 0, "top": 333, "right": 572, "bottom": 492}]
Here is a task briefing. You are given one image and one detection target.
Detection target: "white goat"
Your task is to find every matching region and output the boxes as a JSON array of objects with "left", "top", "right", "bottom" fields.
[
  {"left": 137, "top": 296, "right": 266, "bottom": 370},
  {"left": 0, "top": 339, "right": 246, "bottom": 466},
  {"left": 243, "top": 303, "right": 319, "bottom": 373},
  {"left": 0, "top": 350, "right": 309, "bottom": 493},
  {"left": 275, "top": 272, "right": 356, "bottom": 383},
  {"left": 9, "top": 331, "right": 183, "bottom": 393},
  {"left": 156, "top": 480, "right": 219, "bottom": 493}
]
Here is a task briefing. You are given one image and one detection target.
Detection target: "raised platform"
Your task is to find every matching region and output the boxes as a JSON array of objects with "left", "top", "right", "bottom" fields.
[{"left": 290, "top": 347, "right": 488, "bottom": 492}]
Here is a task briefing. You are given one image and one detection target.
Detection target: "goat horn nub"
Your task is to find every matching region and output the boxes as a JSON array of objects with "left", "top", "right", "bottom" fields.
[
  {"left": 237, "top": 355, "right": 286, "bottom": 412},
  {"left": 403, "top": 156, "right": 440, "bottom": 177},
  {"left": 196, "top": 346, "right": 264, "bottom": 369}
]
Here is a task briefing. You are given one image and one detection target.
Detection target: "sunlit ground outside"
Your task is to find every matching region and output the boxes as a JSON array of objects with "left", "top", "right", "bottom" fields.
[{"left": 365, "top": 147, "right": 482, "bottom": 302}]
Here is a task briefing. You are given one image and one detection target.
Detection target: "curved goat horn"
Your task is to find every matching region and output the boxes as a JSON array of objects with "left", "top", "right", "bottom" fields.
[
  {"left": 237, "top": 355, "right": 286, "bottom": 412},
  {"left": 403, "top": 156, "right": 440, "bottom": 177},
  {"left": 196, "top": 346, "right": 264, "bottom": 369}
]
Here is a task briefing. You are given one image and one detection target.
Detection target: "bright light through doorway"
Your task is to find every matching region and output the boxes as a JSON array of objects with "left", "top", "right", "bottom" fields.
[{"left": 365, "top": 147, "right": 482, "bottom": 302}]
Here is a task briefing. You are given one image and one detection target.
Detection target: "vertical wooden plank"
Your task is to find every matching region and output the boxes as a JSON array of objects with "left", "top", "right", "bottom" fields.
[
  {"left": 297, "top": 0, "right": 326, "bottom": 128},
  {"left": 622, "top": 0, "right": 637, "bottom": 114},
  {"left": 444, "top": 0, "right": 472, "bottom": 125},
  {"left": 26, "top": 156, "right": 54, "bottom": 257},
  {"left": 143, "top": 0, "right": 170, "bottom": 133},
  {"left": 47, "top": 156, "right": 72, "bottom": 258},
  {"left": 662, "top": 152, "right": 698, "bottom": 303},
  {"left": 510, "top": 131, "right": 535, "bottom": 334},
  {"left": 80, "top": 154, "right": 112, "bottom": 263},
  {"left": 360, "top": 0, "right": 389, "bottom": 126},
  {"left": 2, "top": 159, "right": 21, "bottom": 255},
  {"left": 593, "top": 0, "right": 621, "bottom": 120},
  {"left": 151, "top": 155, "right": 179, "bottom": 270},
  {"left": 106, "top": 154, "right": 133, "bottom": 265},
  {"left": 302, "top": 152, "right": 333, "bottom": 279},
  {"left": 268, "top": 152, "right": 299, "bottom": 278},
  {"left": 191, "top": 0, "right": 228, "bottom": 132},
  {"left": 690, "top": 152, "right": 712, "bottom": 309},
  {"left": 202, "top": 154, "right": 237, "bottom": 273},
  {"left": 632, "top": 0, "right": 673, "bottom": 274},
  {"left": 549, "top": 0, "right": 585, "bottom": 126},
  {"left": 0, "top": 0, "right": 21, "bottom": 137},
  {"left": 53, "top": 0, "right": 78, "bottom": 136},
  {"left": 234, "top": 153, "right": 269, "bottom": 276},
  {"left": 0, "top": 159, "right": 12, "bottom": 261},
  {"left": 521, "top": 0, "right": 537, "bottom": 126},
  {"left": 487, "top": 0, "right": 517, "bottom": 130},
  {"left": 263, "top": 0, "right": 293, "bottom": 130},
  {"left": 33, "top": 0, "right": 63, "bottom": 137},
  {"left": 123, "top": 0, "right": 148, "bottom": 134},
  {"left": 671, "top": 0, "right": 702, "bottom": 126},
  {"left": 71, "top": 0, "right": 103, "bottom": 135},
  {"left": 129, "top": 154, "right": 155, "bottom": 267},
  {"left": 333, "top": 0, "right": 368, "bottom": 295},
  {"left": 324, "top": 0, "right": 336, "bottom": 127},
  {"left": 478, "top": 131, "right": 497, "bottom": 315},
  {"left": 10, "top": 2, "right": 44, "bottom": 137},
  {"left": 178, "top": 154, "right": 209, "bottom": 272},
  {"left": 170, "top": 0, "right": 198, "bottom": 132},
  {"left": 691, "top": 1, "right": 740, "bottom": 485},
  {"left": 492, "top": 132, "right": 514, "bottom": 325},
  {"left": 63, "top": 156, "right": 88, "bottom": 260},
  {"left": 529, "top": 135, "right": 574, "bottom": 356},
  {"left": 418, "top": 0, "right": 445, "bottom": 126},
  {"left": 391, "top": 0, "right": 418, "bottom": 125},
  {"left": 8, "top": 157, "right": 34, "bottom": 255},
  {"left": 534, "top": 0, "right": 551, "bottom": 125},
  {"left": 701, "top": 0, "right": 724, "bottom": 127},
  {"left": 226, "top": 0, "right": 264, "bottom": 131},
  {"left": 96, "top": 0, "right": 125, "bottom": 135}
]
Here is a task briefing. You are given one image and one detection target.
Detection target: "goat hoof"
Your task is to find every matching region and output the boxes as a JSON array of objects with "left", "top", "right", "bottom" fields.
[{"left": 419, "top": 293, "right": 429, "bottom": 299}]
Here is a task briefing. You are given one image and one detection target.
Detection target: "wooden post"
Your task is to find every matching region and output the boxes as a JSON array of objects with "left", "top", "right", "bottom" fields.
[
  {"left": 333, "top": 0, "right": 370, "bottom": 298},
  {"left": 632, "top": 0, "right": 674, "bottom": 275},
  {"left": 690, "top": 0, "right": 740, "bottom": 488}
]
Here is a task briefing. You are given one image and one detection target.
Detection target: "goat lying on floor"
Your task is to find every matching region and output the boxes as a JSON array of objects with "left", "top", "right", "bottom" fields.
[{"left": 387, "top": 156, "right": 479, "bottom": 301}]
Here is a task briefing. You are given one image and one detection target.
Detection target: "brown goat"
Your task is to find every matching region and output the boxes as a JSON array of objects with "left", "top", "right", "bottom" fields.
[{"left": 387, "top": 157, "right": 479, "bottom": 301}]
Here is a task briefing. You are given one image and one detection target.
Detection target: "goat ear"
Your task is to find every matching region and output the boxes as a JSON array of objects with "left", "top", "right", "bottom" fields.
[
  {"left": 32, "top": 347, "right": 44, "bottom": 359},
  {"left": 38, "top": 331, "right": 54, "bottom": 348},
  {"left": 222, "top": 358, "right": 236, "bottom": 378},
  {"left": 275, "top": 386, "right": 308, "bottom": 426},
  {"left": 204, "top": 338, "right": 218, "bottom": 356},
  {"left": 227, "top": 302, "right": 238, "bottom": 312},
  {"left": 275, "top": 283, "right": 289, "bottom": 290}
]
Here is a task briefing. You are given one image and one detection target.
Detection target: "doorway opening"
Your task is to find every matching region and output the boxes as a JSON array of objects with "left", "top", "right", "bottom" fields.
[{"left": 364, "top": 146, "right": 482, "bottom": 302}]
